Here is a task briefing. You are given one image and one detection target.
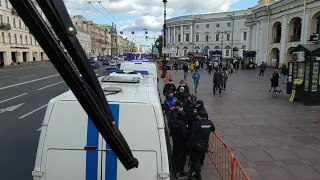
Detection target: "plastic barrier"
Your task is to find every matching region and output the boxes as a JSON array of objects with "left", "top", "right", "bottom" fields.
[{"left": 207, "top": 133, "right": 250, "bottom": 180}]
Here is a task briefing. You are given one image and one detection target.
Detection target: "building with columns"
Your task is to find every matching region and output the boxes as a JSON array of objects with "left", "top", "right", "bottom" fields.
[
  {"left": 165, "top": 10, "right": 248, "bottom": 58},
  {"left": 245, "top": 0, "right": 320, "bottom": 65}
]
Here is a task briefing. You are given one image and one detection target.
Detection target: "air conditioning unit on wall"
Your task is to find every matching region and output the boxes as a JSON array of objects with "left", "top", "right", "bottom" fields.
[{"left": 292, "top": 52, "right": 305, "bottom": 62}]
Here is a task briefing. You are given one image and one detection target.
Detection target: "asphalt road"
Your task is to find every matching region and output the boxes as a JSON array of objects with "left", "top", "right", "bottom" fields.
[{"left": 0, "top": 63, "right": 106, "bottom": 180}]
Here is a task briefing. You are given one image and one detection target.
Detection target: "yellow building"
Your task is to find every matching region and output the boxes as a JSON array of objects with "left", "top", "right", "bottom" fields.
[
  {"left": 0, "top": 1, "right": 48, "bottom": 66},
  {"left": 245, "top": 0, "right": 320, "bottom": 66}
]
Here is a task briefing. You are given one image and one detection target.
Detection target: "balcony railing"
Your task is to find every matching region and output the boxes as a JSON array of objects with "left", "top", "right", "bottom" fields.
[
  {"left": 0, "top": 23, "right": 11, "bottom": 30},
  {"left": 273, "top": 37, "right": 281, "bottom": 43},
  {"left": 290, "top": 35, "right": 301, "bottom": 42}
]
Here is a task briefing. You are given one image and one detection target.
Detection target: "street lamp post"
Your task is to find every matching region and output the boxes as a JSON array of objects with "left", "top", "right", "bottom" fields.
[
  {"left": 161, "top": 0, "right": 168, "bottom": 78},
  {"left": 217, "top": 30, "right": 227, "bottom": 59}
]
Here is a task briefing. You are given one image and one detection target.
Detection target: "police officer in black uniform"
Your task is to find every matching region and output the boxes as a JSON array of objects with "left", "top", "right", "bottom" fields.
[
  {"left": 163, "top": 78, "right": 176, "bottom": 96},
  {"left": 171, "top": 101, "right": 188, "bottom": 177},
  {"left": 183, "top": 94, "right": 197, "bottom": 131},
  {"left": 186, "top": 111, "right": 215, "bottom": 180}
]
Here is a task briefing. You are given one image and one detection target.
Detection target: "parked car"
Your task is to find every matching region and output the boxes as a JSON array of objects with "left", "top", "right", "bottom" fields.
[
  {"left": 103, "top": 59, "right": 110, "bottom": 65},
  {"left": 178, "top": 56, "right": 189, "bottom": 61},
  {"left": 110, "top": 59, "right": 117, "bottom": 66},
  {"left": 88, "top": 58, "right": 100, "bottom": 69}
]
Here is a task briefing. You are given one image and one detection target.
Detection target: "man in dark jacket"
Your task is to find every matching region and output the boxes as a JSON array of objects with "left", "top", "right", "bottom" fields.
[
  {"left": 187, "top": 111, "right": 215, "bottom": 180},
  {"left": 184, "top": 94, "right": 197, "bottom": 131},
  {"left": 163, "top": 78, "right": 176, "bottom": 96},
  {"left": 213, "top": 68, "right": 223, "bottom": 96},
  {"left": 280, "top": 64, "right": 289, "bottom": 84},
  {"left": 171, "top": 101, "right": 188, "bottom": 177},
  {"left": 258, "top": 61, "right": 266, "bottom": 77},
  {"left": 183, "top": 63, "right": 189, "bottom": 80},
  {"left": 177, "top": 80, "right": 190, "bottom": 94},
  {"left": 176, "top": 86, "right": 189, "bottom": 102}
]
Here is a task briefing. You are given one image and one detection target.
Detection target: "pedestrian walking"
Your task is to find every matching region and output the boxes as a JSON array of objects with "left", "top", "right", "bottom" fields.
[
  {"left": 269, "top": 69, "right": 280, "bottom": 92},
  {"left": 213, "top": 68, "right": 223, "bottom": 96},
  {"left": 190, "top": 62, "right": 195, "bottom": 73},
  {"left": 183, "top": 63, "right": 189, "bottom": 80},
  {"left": 186, "top": 111, "right": 215, "bottom": 180},
  {"left": 195, "top": 60, "right": 200, "bottom": 70},
  {"left": 280, "top": 64, "right": 288, "bottom": 84},
  {"left": 221, "top": 68, "right": 228, "bottom": 90},
  {"left": 192, "top": 70, "right": 201, "bottom": 94},
  {"left": 258, "top": 62, "right": 266, "bottom": 77}
]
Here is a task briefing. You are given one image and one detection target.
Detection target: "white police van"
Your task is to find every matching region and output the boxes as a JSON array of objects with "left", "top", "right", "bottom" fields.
[
  {"left": 119, "top": 59, "right": 158, "bottom": 83},
  {"left": 32, "top": 71, "right": 170, "bottom": 180}
]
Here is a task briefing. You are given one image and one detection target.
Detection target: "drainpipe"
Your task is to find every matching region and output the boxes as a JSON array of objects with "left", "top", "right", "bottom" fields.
[
  {"left": 301, "top": 0, "right": 306, "bottom": 44},
  {"left": 265, "top": 5, "right": 271, "bottom": 65}
]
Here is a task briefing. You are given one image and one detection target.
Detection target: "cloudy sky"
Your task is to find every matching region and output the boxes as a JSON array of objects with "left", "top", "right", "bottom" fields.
[{"left": 64, "top": 0, "right": 258, "bottom": 50}]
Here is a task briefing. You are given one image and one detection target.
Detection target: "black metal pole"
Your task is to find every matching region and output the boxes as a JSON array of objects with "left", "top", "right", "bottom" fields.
[{"left": 161, "top": 0, "right": 168, "bottom": 78}]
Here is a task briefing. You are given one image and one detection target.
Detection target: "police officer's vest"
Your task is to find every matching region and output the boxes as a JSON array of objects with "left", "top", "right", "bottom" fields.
[{"left": 164, "top": 97, "right": 177, "bottom": 115}]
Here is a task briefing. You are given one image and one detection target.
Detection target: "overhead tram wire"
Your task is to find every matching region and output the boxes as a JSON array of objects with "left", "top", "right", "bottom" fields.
[
  {"left": 84, "top": 0, "right": 113, "bottom": 24},
  {"left": 96, "top": 1, "right": 126, "bottom": 29}
]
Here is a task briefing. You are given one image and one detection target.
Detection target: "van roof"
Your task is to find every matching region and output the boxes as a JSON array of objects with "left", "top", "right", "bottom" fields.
[{"left": 51, "top": 75, "right": 160, "bottom": 104}]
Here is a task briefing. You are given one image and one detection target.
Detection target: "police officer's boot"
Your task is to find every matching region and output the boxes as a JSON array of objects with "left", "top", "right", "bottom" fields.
[
  {"left": 193, "top": 172, "right": 202, "bottom": 180},
  {"left": 187, "top": 169, "right": 193, "bottom": 180}
]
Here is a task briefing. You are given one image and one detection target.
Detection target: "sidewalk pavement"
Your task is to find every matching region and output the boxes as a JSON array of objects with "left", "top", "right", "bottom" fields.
[
  {"left": 164, "top": 68, "right": 320, "bottom": 180},
  {"left": 157, "top": 75, "right": 221, "bottom": 180},
  {"left": 0, "top": 60, "right": 51, "bottom": 71}
]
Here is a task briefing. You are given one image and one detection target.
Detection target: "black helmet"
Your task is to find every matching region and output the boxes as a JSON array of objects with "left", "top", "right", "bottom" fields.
[{"left": 195, "top": 100, "right": 204, "bottom": 109}]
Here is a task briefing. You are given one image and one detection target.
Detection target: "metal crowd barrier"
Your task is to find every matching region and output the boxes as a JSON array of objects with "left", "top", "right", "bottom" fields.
[{"left": 207, "top": 133, "right": 250, "bottom": 180}]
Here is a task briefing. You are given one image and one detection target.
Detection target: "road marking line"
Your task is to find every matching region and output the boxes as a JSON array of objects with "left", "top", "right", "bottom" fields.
[
  {"left": 0, "top": 93, "right": 28, "bottom": 104},
  {"left": 0, "top": 74, "right": 60, "bottom": 91},
  {"left": 40, "top": 69, "right": 51, "bottom": 71},
  {"left": 18, "top": 75, "right": 34, "bottom": 79},
  {"left": 37, "top": 81, "right": 64, "bottom": 90},
  {"left": 0, "top": 75, "right": 11, "bottom": 79},
  {"left": 19, "top": 104, "right": 48, "bottom": 119}
]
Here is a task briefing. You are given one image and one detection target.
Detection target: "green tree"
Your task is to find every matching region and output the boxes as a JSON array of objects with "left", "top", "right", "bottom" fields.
[{"left": 155, "top": 35, "right": 163, "bottom": 55}]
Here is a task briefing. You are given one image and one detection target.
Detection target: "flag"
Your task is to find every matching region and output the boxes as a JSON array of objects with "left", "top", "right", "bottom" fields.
[
  {"left": 131, "top": 31, "right": 134, "bottom": 34},
  {"left": 145, "top": 31, "right": 148, "bottom": 34},
  {"left": 120, "top": 31, "right": 123, "bottom": 34}
]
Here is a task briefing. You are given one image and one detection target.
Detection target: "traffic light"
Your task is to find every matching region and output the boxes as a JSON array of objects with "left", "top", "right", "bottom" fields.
[
  {"left": 145, "top": 36, "right": 148, "bottom": 41},
  {"left": 91, "top": 49, "right": 94, "bottom": 54}
]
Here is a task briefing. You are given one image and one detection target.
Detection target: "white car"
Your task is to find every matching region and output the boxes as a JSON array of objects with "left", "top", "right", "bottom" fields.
[{"left": 110, "top": 59, "right": 117, "bottom": 66}]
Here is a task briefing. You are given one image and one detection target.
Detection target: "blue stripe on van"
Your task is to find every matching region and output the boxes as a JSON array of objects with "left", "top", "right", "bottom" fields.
[
  {"left": 105, "top": 104, "right": 120, "bottom": 180},
  {"left": 86, "top": 118, "right": 99, "bottom": 180}
]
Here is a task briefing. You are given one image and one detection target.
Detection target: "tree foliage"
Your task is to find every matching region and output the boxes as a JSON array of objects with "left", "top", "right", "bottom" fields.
[{"left": 155, "top": 35, "right": 163, "bottom": 55}]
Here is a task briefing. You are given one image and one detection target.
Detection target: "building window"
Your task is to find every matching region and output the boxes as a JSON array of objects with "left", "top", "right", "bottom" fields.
[
  {"left": 0, "top": 0, "right": 2, "bottom": 6},
  {"left": 227, "top": 34, "right": 230, "bottom": 41},
  {"left": 186, "top": 34, "right": 189, "bottom": 42},
  {"left": 7, "top": 17, "right": 9, "bottom": 24},
  {"left": 30, "top": 36, "right": 32, "bottom": 45},
  {"left": 195, "top": 35, "right": 199, "bottom": 42},
  {"left": 178, "top": 34, "right": 181, "bottom": 42},
  {"left": 8, "top": 33, "right": 11, "bottom": 43},
  {"left": 216, "top": 23, "right": 220, "bottom": 27},
  {"left": 14, "top": 34, "right": 17, "bottom": 44},
  {"left": 186, "top": 25, "right": 189, "bottom": 30},
  {"left": 177, "top": 26, "right": 180, "bottom": 30},
  {"left": 196, "top": 25, "right": 199, "bottom": 29},
  {"left": 206, "top": 24, "right": 209, "bottom": 28},
  {"left": 5, "top": 0, "right": 8, "bottom": 8},
  {"left": 13, "top": 18, "right": 16, "bottom": 28},
  {"left": 2, "top": 32, "right": 5, "bottom": 43},
  {"left": 215, "top": 34, "right": 219, "bottom": 41},
  {"left": 243, "top": 32, "right": 247, "bottom": 41},
  {"left": 227, "top": 22, "right": 231, "bottom": 27},
  {"left": 25, "top": 35, "right": 28, "bottom": 44},
  {"left": 205, "top": 34, "right": 209, "bottom": 41},
  {"left": 20, "top": 35, "right": 23, "bottom": 44},
  {"left": 226, "top": 49, "right": 230, "bottom": 56},
  {"left": 19, "top": 20, "right": 22, "bottom": 29}
]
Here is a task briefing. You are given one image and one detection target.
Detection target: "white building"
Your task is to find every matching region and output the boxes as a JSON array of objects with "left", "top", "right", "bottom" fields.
[
  {"left": 245, "top": 0, "right": 320, "bottom": 65},
  {"left": 0, "top": 1, "right": 48, "bottom": 66},
  {"left": 72, "top": 16, "right": 92, "bottom": 57},
  {"left": 165, "top": 10, "right": 249, "bottom": 58}
]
